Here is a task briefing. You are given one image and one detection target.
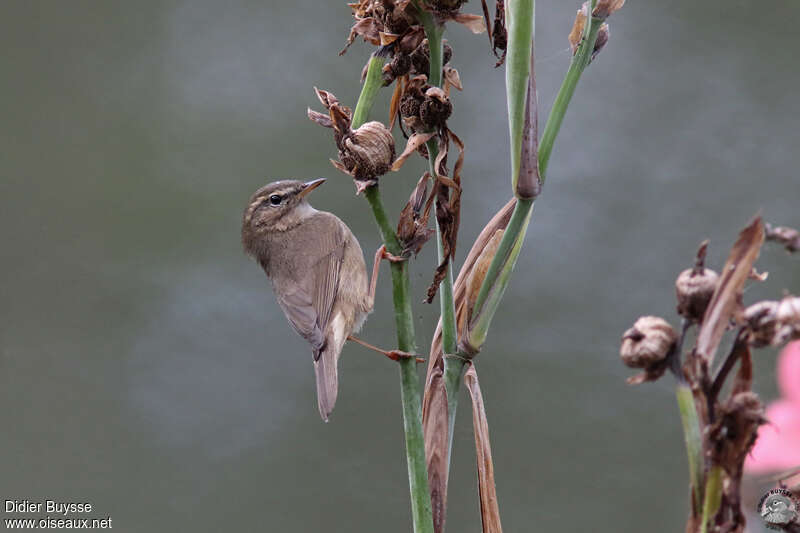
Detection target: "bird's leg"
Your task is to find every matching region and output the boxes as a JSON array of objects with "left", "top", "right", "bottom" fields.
[
  {"left": 347, "top": 335, "right": 425, "bottom": 363},
  {"left": 367, "top": 245, "right": 407, "bottom": 304}
]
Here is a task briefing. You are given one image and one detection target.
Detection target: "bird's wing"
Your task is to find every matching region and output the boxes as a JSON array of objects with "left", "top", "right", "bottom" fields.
[{"left": 274, "top": 216, "right": 346, "bottom": 357}]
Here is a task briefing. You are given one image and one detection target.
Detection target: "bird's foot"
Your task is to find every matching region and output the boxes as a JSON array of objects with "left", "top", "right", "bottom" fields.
[
  {"left": 384, "top": 350, "right": 426, "bottom": 364},
  {"left": 377, "top": 245, "right": 407, "bottom": 263},
  {"left": 347, "top": 335, "right": 425, "bottom": 364}
]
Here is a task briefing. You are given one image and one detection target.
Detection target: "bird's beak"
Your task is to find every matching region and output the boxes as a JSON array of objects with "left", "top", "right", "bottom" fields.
[{"left": 298, "top": 178, "right": 326, "bottom": 199}]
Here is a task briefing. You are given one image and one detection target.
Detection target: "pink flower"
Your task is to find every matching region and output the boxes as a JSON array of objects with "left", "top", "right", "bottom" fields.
[{"left": 745, "top": 341, "right": 800, "bottom": 474}]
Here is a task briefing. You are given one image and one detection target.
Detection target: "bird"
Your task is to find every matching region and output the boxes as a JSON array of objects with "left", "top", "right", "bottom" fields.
[{"left": 242, "top": 178, "right": 412, "bottom": 421}]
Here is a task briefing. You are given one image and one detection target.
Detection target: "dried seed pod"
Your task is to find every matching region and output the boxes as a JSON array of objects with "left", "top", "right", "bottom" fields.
[
  {"left": 592, "top": 0, "right": 626, "bottom": 19},
  {"left": 410, "top": 39, "right": 454, "bottom": 76},
  {"left": 709, "top": 391, "right": 765, "bottom": 471},
  {"left": 621, "top": 316, "right": 677, "bottom": 368},
  {"left": 338, "top": 121, "right": 396, "bottom": 190},
  {"left": 776, "top": 295, "right": 800, "bottom": 344},
  {"left": 675, "top": 267, "right": 719, "bottom": 322},
  {"left": 620, "top": 316, "right": 677, "bottom": 384},
  {"left": 743, "top": 300, "right": 780, "bottom": 347},
  {"left": 427, "top": 0, "right": 467, "bottom": 15},
  {"left": 399, "top": 93, "right": 422, "bottom": 120},
  {"left": 419, "top": 87, "right": 452, "bottom": 130},
  {"left": 382, "top": 53, "right": 412, "bottom": 86},
  {"left": 592, "top": 23, "right": 610, "bottom": 61}
]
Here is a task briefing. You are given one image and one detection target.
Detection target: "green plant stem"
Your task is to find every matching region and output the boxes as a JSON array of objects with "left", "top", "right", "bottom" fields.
[
  {"left": 352, "top": 55, "right": 386, "bottom": 128},
  {"left": 471, "top": 0, "right": 600, "bottom": 325},
  {"left": 419, "top": 6, "right": 462, "bottom": 489},
  {"left": 537, "top": 5, "right": 601, "bottom": 183},
  {"left": 676, "top": 383, "right": 704, "bottom": 514},
  {"left": 355, "top": 57, "right": 434, "bottom": 533},
  {"left": 505, "top": 0, "right": 536, "bottom": 194}
]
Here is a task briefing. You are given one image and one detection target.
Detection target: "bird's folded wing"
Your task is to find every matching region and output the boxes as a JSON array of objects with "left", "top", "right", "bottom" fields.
[
  {"left": 276, "top": 289, "right": 325, "bottom": 351},
  {"left": 275, "top": 219, "right": 346, "bottom": 358}
]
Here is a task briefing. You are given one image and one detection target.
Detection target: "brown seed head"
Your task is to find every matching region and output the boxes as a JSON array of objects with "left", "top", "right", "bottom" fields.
[
  {"left": 338, "top": 121, "right": 396, "bottom": 190},
  {"left": 776, "top": 295, "right": 800, "bottom": 344},
  {"left": 621, "top": 316, "right": 678, "bottom": 369},
  {"left": 410, "top": 39, "right": 453, "bottom": 76},
  {"left": 709, "top": 391, "right": 765, "bottom": 472},
  {"left": 592, "top": 0, "right": 626, "bottom": 19},
  {"left": 743, "top": 300, "right": 780, "bottom": 347},
  {"left": 382, "top": 53, "right": 412, "bottom": 86},
  {"left": 419, "top": 87, "right": 452, "bottom": 130},
  {"left": 426, "top": 0, "right": 467, "bottom": 15},
  {"left": 675, "top": 267, "right": 719, "bottom": 322},
  {"left": 399, "top": 93, "right": 422, "bottom": 120}
]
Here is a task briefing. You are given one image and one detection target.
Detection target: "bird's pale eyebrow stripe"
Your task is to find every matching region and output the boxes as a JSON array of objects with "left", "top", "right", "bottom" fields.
[{"left": 246, "top": 186, "right": 298, "bottom": 217}]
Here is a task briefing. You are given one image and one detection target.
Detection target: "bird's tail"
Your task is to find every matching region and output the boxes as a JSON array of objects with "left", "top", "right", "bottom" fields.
[{"left": 313, "top": 342, "right": 341, "bottom": 422}]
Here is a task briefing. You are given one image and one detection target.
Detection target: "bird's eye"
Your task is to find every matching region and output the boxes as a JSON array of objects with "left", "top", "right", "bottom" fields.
[{"left": 268, "top": 195, "right": 282, "bottom": 206}]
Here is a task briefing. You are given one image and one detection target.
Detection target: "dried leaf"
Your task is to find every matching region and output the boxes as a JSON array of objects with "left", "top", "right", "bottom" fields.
[
  {"left": 592, "top": 0, "right": 626, "bottom": 19},
  {"left": 696, "top": 216, "right": 765, "bottom": 363},
  {"left": 422, "top": 358, "right": 449, "bottom": 533},
  {"left": 453, "top": 13, "right": 487, "bottom": 34},
  {"left": 397, "top": 173, "right": 436, "bottom": 257},
  {"left": 389, "top": 75, "right": 406, "bottom": 129},
  {"left": 307, "top": 108, "right": 333, "bottom": 128},
  {"left": 749, "top": 267, "right": 768, "bottom": 282},
  {"left": 341, "top": 17, "right": 381, "bottom": 55},
  {"left": 443, "top": 66, "right": 463, "bottom": 96},
  {"left": 765, "top": 222, "right": 800, "bottom": 253},
  {"left": 567, "top": 4, "right": 588, "bottom": 55},
  {"left": 425, "top": 198, "right": 516, "bottom": 376},
  {"left": 464, "top": 364, "right": 503, "bottom": 533},
  {"left": 491, "top": 0, "right": 507, "bottom": 66},
  {"left": 330, "top": 158, "right": 348, "bottom": 174},
  {"left": 480, "top": 0, "right": 493, "bottom": 43},
  {"left": 729, "top": 339, "right": 752, "bottom": 397},
  {"left": 379, "top": 31, "right": 400, "bottom": 46},
  {"left": 423, "top": 198, "right": 516, "bottom": 533},
  {"left": 465, "top": 230, "right": 504, "bottom": 329},
  {"left": 314, "top": 87, "right": 339, "bottom": 109},
  {"left": 391, "top": 132, "right": 435, "bottom": 171}
]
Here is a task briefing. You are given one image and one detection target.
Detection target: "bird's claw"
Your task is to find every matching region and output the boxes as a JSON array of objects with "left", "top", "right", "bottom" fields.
[
  {"left": 385, "top": 350, "right": 426, "bottom": 364},
  {"left": 378, "top": 245, "right": 408, "bottom": 263}
]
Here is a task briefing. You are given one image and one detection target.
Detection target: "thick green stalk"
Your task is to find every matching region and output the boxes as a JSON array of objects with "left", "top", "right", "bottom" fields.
[
  {"left": 419, "top": 5, "right": 462, "bottom": 486},
  {"left": 355, "top": 57, "right": 434, "bottom": 533},
  {"left": 352, "top": 55, "right": 386, "bottom": 128},
  {"left": 676, "top": 383, "right": 704, "bottom": 513},
  {"left": 505, "top": 0, "right": 536, "bottom": 194},
  {"left": 471, "top": 0, "right": 600, "bottom": 326}
]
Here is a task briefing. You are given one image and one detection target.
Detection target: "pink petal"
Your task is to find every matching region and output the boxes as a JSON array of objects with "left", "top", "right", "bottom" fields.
[
  {"left": 778, "top": 341, "right": 800, "bottom": 405},
  {"left": 745, "top": 400, "right": 800, "bottom": 473}
]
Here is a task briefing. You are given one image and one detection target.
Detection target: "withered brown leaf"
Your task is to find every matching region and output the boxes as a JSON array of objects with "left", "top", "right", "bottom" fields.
[
  {"left": 452, "top": 13, "right": 487, "bottom": 34},
  {"left": 422, "top": 198, "right": 516, "bottom": 533},
  {"left": 465, "top": 363, "right": 503, "bottom": 533},
  {"left": 696, "top": 216, "right": 765, "bottom": 363},
  {"left": 392, "top": 131, "right": 435, "bottom": 171},
  {"left": 422, "top": 358, "right": 449, "bottom": 533}
]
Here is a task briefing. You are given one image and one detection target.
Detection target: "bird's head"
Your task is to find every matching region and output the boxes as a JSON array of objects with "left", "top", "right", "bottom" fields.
[{"left": 242, "top": 178, "right": 326, "bottom": 254}]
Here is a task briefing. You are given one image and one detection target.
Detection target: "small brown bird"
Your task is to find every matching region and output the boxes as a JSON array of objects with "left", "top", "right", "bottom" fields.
[{"left": 242, "top": 178, "right": 407, "bottom": 421}]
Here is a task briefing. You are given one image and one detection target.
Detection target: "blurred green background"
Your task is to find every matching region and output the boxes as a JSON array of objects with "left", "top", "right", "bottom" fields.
[{"left": 1, "top": 1, "right": 798, "bottom": 531}]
